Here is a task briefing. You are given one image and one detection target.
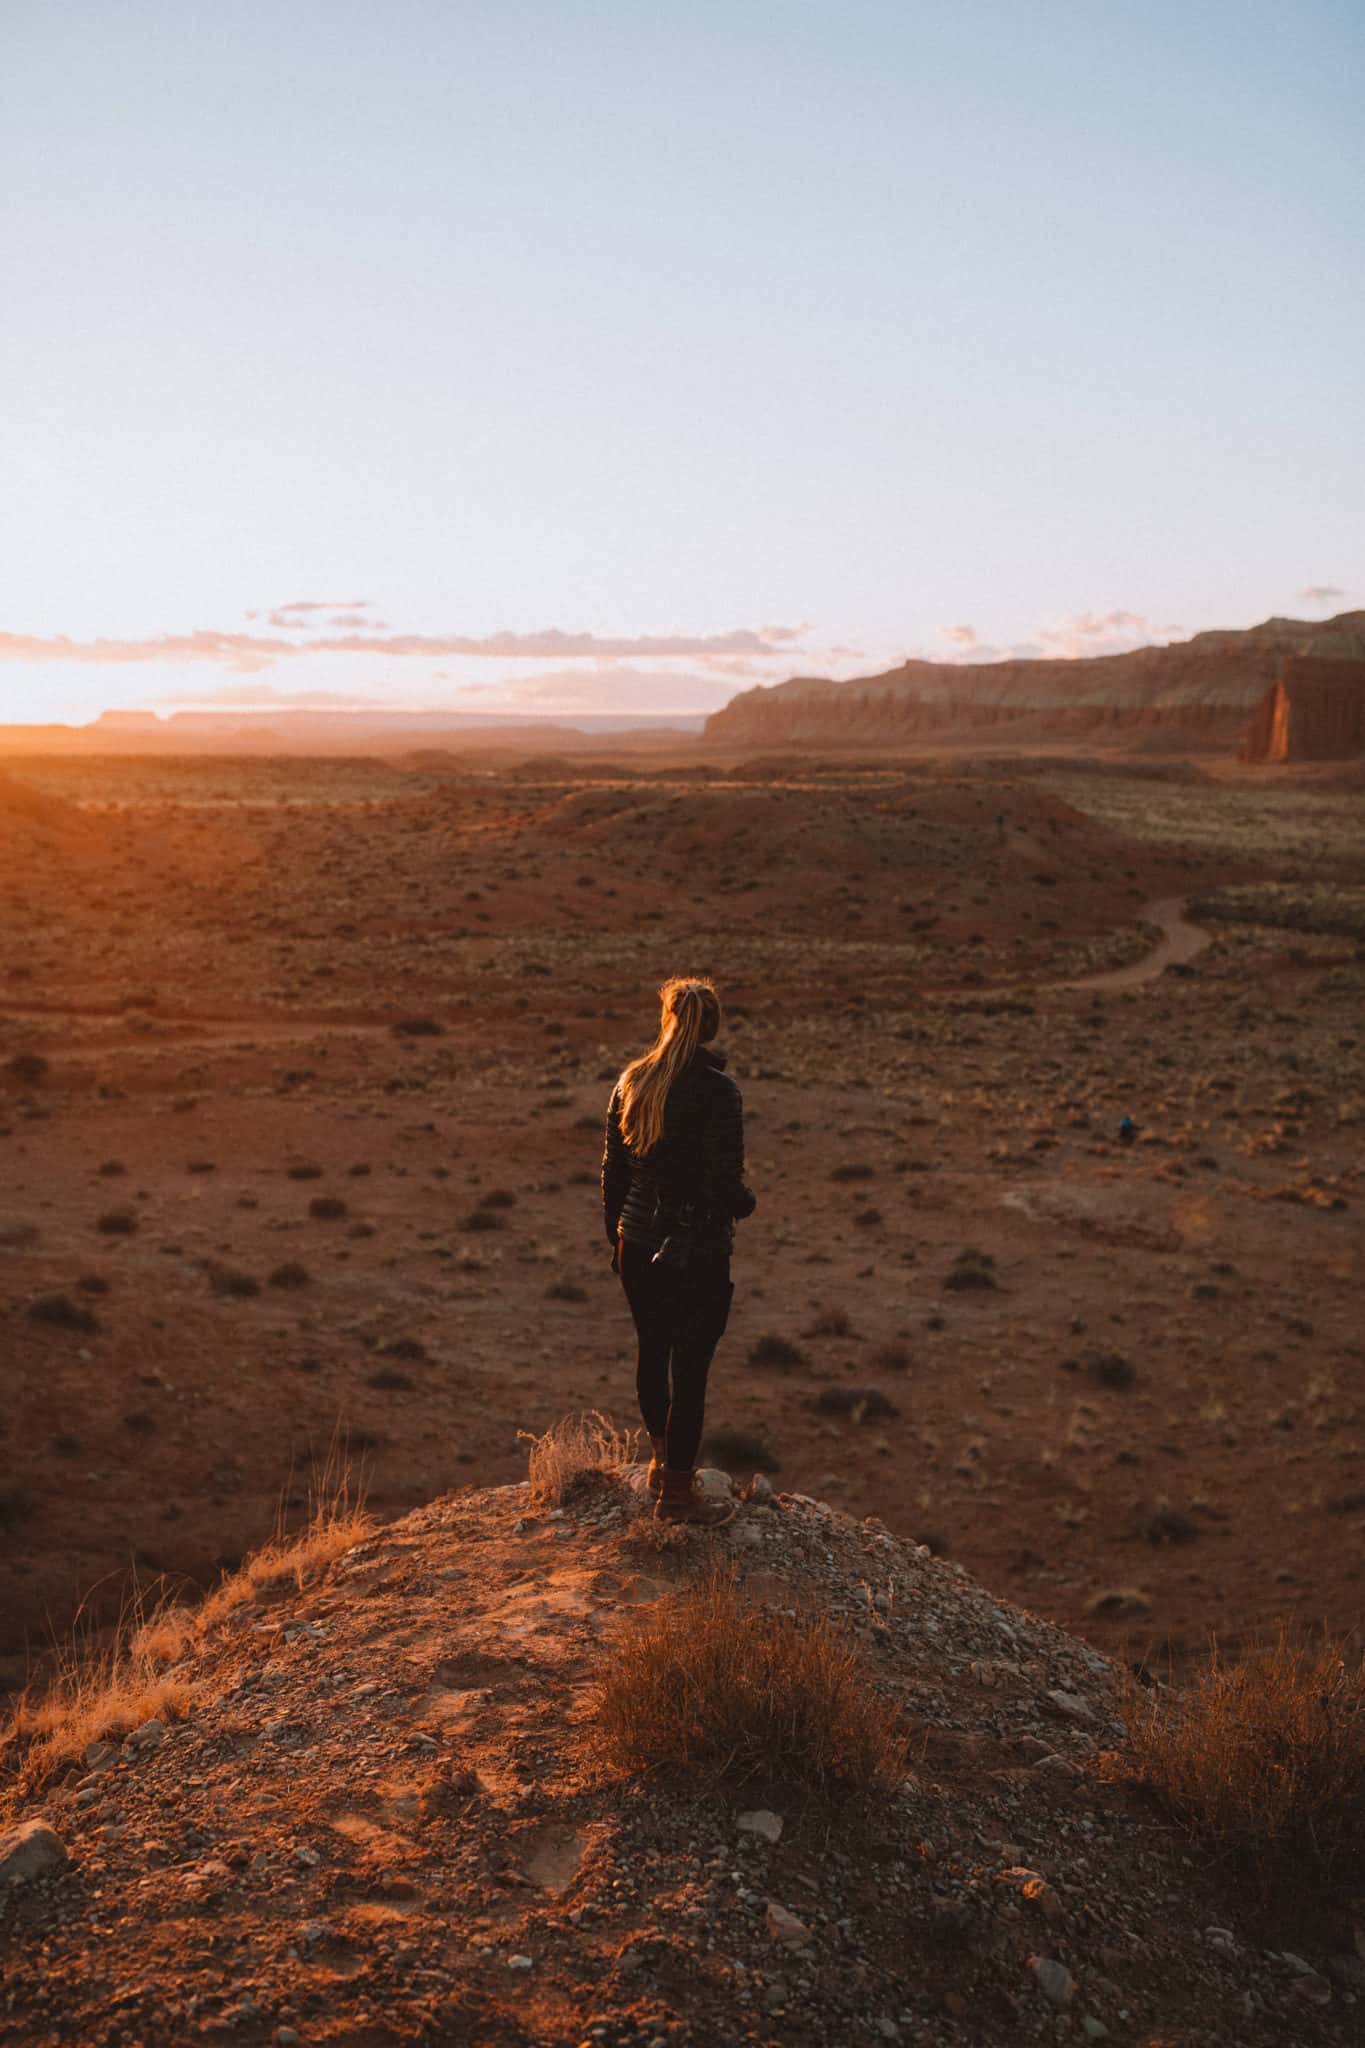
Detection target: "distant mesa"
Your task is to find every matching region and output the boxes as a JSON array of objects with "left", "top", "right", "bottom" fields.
[
  {"left": 1240, "top": 656, "right": 1365, "bottom": 763},
  {"left": 704, "top": 611, "right": 1365, "bottom": 759}
]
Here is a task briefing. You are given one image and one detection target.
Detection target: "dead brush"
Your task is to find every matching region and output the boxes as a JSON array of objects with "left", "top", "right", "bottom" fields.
[
  {"left": 0, "top": 1443, "right": 373, "bottom": 1809},
  {"left": 1115, "top": 1629, "right": 1365, "bottom": 1905},
  {"left": 591, "top": 1566, "right": 906, "bottom": 1799},
  {"left": 519, "top": 1410, "right": 639, "bottom": 1507},
  {"left": 0, "top": 1579, "right": 195, "bottom": 1812}
]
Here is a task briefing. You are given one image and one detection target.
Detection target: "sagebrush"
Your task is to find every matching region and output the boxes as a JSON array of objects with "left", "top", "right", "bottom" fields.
[{"left": 592, "top": 1567, "right": 906, "bottom": 1798}]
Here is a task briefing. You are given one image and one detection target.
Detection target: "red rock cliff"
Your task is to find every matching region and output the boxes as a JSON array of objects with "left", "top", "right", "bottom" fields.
[
  {"left": 1240, "top": 656, "right": 1365, "bottom": 762},
  {"left": 705, "top": 612, "right": 1365, "bottom": 752}
]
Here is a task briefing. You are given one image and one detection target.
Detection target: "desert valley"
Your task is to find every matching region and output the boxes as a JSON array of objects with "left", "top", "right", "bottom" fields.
[{"left": 1, "top": 616, "right": 1364, "bottom": 2044}]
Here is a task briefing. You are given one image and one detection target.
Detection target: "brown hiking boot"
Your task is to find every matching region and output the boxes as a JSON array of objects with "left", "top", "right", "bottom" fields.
[
  {"left": 654, "top": 1468, "right": 736, "bottom": 1527},
  {"left": 647, "top": 1435, "right": 667, "bottom": 1496}
]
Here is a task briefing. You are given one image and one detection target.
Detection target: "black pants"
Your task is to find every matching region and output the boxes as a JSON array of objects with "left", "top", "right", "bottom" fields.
[{"left": 618, "top": 1239, "right": 733, "bottom": 1472}]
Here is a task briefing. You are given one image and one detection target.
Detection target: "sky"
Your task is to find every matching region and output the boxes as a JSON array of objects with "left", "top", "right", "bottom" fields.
[{"left": 2, "top": 0, "right": 1361, "bottom": 727}]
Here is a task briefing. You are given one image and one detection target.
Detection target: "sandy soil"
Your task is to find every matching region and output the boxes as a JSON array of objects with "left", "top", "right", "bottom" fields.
[{"left": 1, "top": 750, "right": 1361, "bottom": 1694}]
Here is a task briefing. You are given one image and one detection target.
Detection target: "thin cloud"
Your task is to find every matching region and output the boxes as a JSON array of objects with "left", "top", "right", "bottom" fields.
[
  {"left": 273, "top": 599, "right": 375, "bottom": 615},
  {"left": 154, "top": 683, "right": 393, "bottom": 709},
  {"left": 932, "top": 612, "right": 1176, "bottom": 664},
  {"left": 0, "top": 623, "right": 807, "bottom": 672},
  {"left": 452, "top": 664, "right": 731, "bottom": 713},
  {"left": 1297, "top": 583, "right": 1344, "bottom": 605}
]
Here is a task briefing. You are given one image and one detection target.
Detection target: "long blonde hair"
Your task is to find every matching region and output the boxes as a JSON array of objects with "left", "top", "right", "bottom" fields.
[{"left": 618, "top": 976, "right": 720, "bottom": 1156}]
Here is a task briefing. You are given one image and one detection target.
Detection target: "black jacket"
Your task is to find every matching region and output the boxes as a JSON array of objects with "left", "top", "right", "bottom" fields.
[{"left": 602, "top": 1046, "right": 756, "bottom": 1255}]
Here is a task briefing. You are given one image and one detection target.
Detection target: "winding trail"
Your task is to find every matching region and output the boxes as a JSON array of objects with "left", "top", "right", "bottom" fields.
[{"left": 1057, "top": 894, "right": 1211, "bottom": 993}]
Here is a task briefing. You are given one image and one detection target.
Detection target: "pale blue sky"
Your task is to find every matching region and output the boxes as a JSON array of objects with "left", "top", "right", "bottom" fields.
[{"left": 2, "top": 0, "right": 1361, "bottom": 724}]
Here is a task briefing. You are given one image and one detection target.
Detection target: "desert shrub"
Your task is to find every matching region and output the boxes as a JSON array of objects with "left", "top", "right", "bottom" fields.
[
  {"left": 204, "top": 1262, "right": 260, "bottom": 1299},
  {"left": 853, "top": 1207, "right": 883, "bottom": 1228},
  {"left": 308, "top": 1196, "right": 348, "bottom": 1220},
  {"left": 700, "top": 1425, "right": 781, "bottom": 1475},
  {"left": 1142, "top": 1504, "right": 1198, "bottom": 1546},
  {"left": 77, "top": 1273, "right": 109, "bottom": 1295},
  {"left": 545, "top": 1278, "right": 588, "bottom": 1302},
  {"left": 96, "top": 1207, "right": 138, "bottom": 1236},
  {"left": 96, "top": 1159, "right": 127, "bottom": 1177},
  {"left": 463, "top": 1208, "right": 504, "bottom": 1232},
  {"left": 269, "top": 1261, "right": 312, "bottom": 1289},
  {"left": 943, "top": 1248, "right": 997, "bottom": 1292},
  {"left": 392, "top": 1015, "right": 444, "bottom": 1037},
  {"left": 520, "top": 1410, "right": 638, "bottom": 1506},
  {"left": 6, "top": 1053, "right": 48, "bottom": 1087},
  {"left": 873, "top": 1342, "right": 911, "bottom": 1373},
  {"left": 186, "top": 1159, "right": 216, "bottom": 1175},
  {"left": 367, "top": 1367, "right": 414, "bottom": 1391},
  {"left": 27, "top": 1292, "right": 99, "bottom": 1333},
  {"left": 0, "top": 1479, "right": 34, "bottom": 1530},
  {"left": 381, "top": 1336, "right": 428, "bottom": 1361},
  {"left": 592, "top": 1568, "right": 905, "bottom": 1798},
  {"left": 747, "top": 1333, "right": 808, "bottom": 1370},
  {"left": 811, "top": 1386, "right": 899, "bottom": 1421},
  {"left": 1084, "top": 1349, "right": 1136, "bottom": 1391},
  {"left": 829, "top": 1162, "right": 874, "bottom": 1182},
  {"left": 1119, "top": 1632, "right": 1365, "bottom": 1904},
  {"left": 479, "top": 1188, "right": 517, "bottom": 1209},
  {"left": 805, "top": 1308, "right": 852, "bottom": 1337},
  {"left": 286, "top": 1162, "right": 323, "bottom": 1181}
]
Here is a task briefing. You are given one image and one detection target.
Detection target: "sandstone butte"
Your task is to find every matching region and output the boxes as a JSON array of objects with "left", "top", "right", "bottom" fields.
[
  {"left": 2, "top": 1467, "right": 1360, "bottom": 2045},
  {"left": 704, "top": 611, "right": 1365, "bottom": 757}
]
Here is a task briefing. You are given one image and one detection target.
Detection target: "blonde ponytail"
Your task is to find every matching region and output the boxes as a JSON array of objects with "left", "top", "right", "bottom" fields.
[{"left": 618, "top": 976, "right": 720, "bottom": 1155}]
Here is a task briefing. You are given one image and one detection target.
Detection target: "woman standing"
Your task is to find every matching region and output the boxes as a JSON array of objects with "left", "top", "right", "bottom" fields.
[{"left": 602, "top": 976, "right": 756, "bottom": 1525}]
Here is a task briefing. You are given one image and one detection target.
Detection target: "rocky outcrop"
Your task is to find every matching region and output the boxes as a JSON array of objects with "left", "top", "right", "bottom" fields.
[
  {"left": 2, "top": 1471, "right": 1361, "bottom": 2044},
  {"left": 705, "top": 612, "right": 1365, "bottom": 753},
  {"left": 1240, "top": 657, "right": 1365, "bottom": 762}
]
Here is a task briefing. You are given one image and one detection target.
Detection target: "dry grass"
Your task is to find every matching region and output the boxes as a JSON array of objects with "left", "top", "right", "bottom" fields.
[
  {"left": 591, "top": 1567, "right": 906, "bottom": 1799},
  {"left": 1118, "top": 1630, "right": 1365, "bottom": 1903},
  {"left": 195, "top": 1444, "right": 373, "bottom": 1629},
  {"left": 1, "top": 1448, "right": 372, "bottom": 1809},
  {"left": 0, "top": 1583, "right": 196, "bottom": 1812},
  {"left": 520, "top": 1410, "right": 640, "bottom": 1506}
]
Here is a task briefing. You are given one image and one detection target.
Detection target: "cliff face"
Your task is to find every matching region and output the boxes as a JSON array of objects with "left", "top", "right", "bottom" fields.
[
  {"left": 1241, "top": 657, "right": 1365, "bottom": 762},
  {"left": 705, "top": 612, "right": 1365, "bottom": 753}
]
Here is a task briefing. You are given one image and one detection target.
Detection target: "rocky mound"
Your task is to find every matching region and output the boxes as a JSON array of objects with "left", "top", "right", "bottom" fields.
[
  {"left": 2, "top": 1469, "right": 1358, "bottom": 2046},
  {"left": 1241, "top": 657, "right": 1365, "bottom": 762},
  {"left": 705, "top": 613, "right": 1365, "bottom": 755}
]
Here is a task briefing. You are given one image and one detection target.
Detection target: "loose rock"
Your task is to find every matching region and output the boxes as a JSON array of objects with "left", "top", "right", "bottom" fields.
[{"left": 0, "top": 1819, "right": 68, "bottom": 1885}]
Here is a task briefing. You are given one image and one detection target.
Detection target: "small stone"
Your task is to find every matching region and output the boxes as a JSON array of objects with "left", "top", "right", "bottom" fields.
[
  {"left": 1045, "top": 1688, "right": 1094, "bottom": 1723},
  {"left": 765, "top": 1900, "right": 813, "bottom": 1948},
  {"left": 275, "top": 2031, "right": 301, "bottom": 2047},
  {"left": 128, "top": 1717, "right": 166, "bottom": 1750},
  {"left": 737, "top": 1809, "right": 783, "bottom": 1844},
  {"left": 1021, "top": 1875, "right": 1063, "bottom": 1924},
  {"left": 874, "top": 2022, "right": 900, "bottom": 2041},
  {"left": 1081, "top": 2019, "right": 1109, "bottom": 2041},
  {"left": 1290, "top": 1973, "right": 1332, "bottom": 2007},
  {"left": 507, "top": 1954, "right": 533, "bottom": 1971},
  {"left": 0, "top": 1819, "right": 69, "bottom": 1885},
  {"left": 744, "top": 1473, "right": 775, "bottom": 1504},
  {"left": 1030, "top": 1957, "right": 1075, "bottom": 2007}
]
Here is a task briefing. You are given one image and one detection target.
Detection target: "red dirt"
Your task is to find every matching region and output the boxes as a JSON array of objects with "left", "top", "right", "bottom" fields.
[{"left": 1, "top": 751, "right": 1361, "bottom": 1698}]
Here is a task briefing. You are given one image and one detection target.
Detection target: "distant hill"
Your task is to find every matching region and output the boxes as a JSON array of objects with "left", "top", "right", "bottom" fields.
[
  {"left": 0, "top": 708, "right": 708, "bottom": 756},
  {"left": 704, "top": 611, "right": 1365, "bottom": 754}
]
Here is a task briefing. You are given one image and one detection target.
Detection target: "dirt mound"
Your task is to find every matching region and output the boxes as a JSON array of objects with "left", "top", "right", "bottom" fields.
[{"left": 3, "top": 1470, "right": 1357, "bottom": 2045}]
